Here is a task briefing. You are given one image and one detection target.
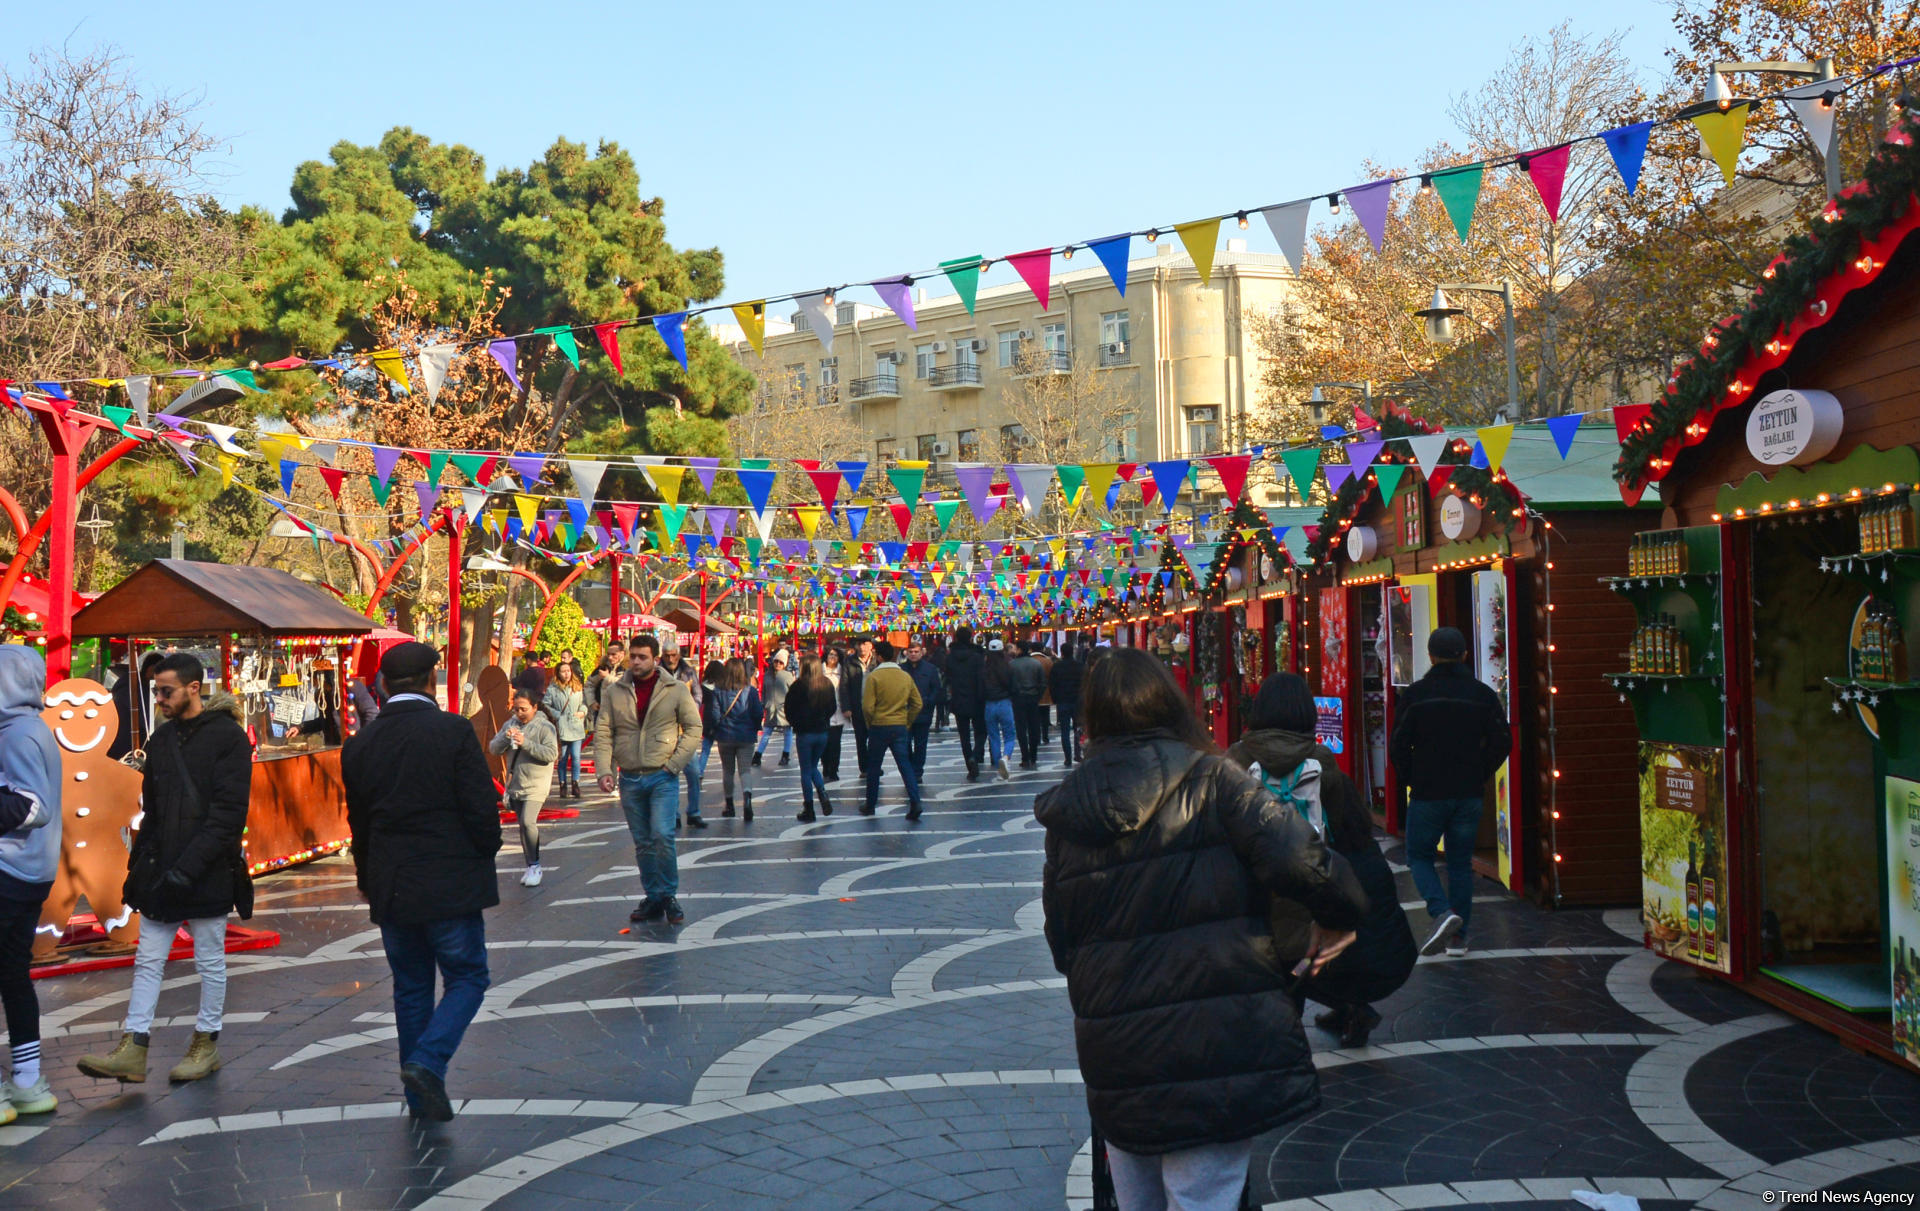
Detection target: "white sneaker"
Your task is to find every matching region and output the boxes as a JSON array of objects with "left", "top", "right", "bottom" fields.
[
  {"left": 4, "top": 1073, "right": 55, "bottom": 1114},
  {"left": 520, "top": 863, "right": 543, "bottom": 888},
  {"left": 1445, "top": 940, "right": 1469, "bottom": 958},
  {"left": 996, "top": 757, "right": 1011, "bottom": 780}
]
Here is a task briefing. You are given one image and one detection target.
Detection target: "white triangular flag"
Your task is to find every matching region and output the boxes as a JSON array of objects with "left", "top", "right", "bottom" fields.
[
  {"left": 1407, "top": 434, "right": 1449, "bottom": 479},
  {"left": 1011, "top": 464, "right": 1056, "bottom": 518},
  {"left": 124, "top": 375, "right": 151, "bottom": 426},
  {"left": 307, "top": 441, "right": 338, "bottom": 466},
  {"left": 752, "top": 503, "right": 778, "bottom": 542},
  {"left": 201, "top": 422, "right": 250, "bottom": 456},
  {"left": 794, "top": 291, "right": 836, "bottom": 352},
  {"left": 1261, "top": 200, "right": 1313, "bottom": 273},
  {"left": 461, "top": 487, "right": 489, "bottom": 528},
  {"left": 568, "top": 458, "right": 609, "bottom": 509},
  {"left": 1783, "top": 80, "right": 1839, "bottom": 163},
  {"left": 418, "top": 343, "right": 456, "bottom": 405}
]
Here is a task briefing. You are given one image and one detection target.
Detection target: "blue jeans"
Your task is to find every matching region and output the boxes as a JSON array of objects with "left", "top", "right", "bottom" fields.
[
  {"left": 682, "top": 747, "right": 708, "bottom": 821},
  {"left": 1406, "top": 796, "right": 1483, "bottom": 936},
  {"left": 864, "top": 723, "right": 922, "bottom": 809},
  {"left": 755, "top": 724, "right": 792, "bottom": 757},
  {"left": 619, "top": 770, "right": 680, "bottom": 900},
  {"left": 1057, "top": 704, "right": 1080, "bottom": 764},
  {"left": 984, "top": 699, "right": 1016, "bottom": 766},
  {"left": 909, "top": 714, "right": 933, "bottom": 776},
  {"left": 380, "top": 913, "right": 489, "bottom": 1088},
  {"left": 556, "top": 738, "right": 582, "bottom": 785},
  {"left": 796, "top": 729, "right": 830, "bottom": 811}
]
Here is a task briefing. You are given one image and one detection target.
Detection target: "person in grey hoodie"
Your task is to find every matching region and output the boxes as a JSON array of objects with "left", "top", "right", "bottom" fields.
[
  {"left": 0, "top": 647, "right": 61, "bottom": 1119},
  {"left": 492, "top": 689, "right": 559, "bottom": 887},
  {"left": 753, "top": 651, "right": 795, "bottom": 768}
]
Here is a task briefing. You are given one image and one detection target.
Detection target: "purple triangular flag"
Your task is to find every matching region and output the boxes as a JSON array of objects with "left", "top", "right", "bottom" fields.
[
  {"left": 954, "top": 464, "right": 995, "bottom": 524},
  {"left": 707, "top": 506, "right": 737, "bottom": 536},
  {"left": 688, "top": 456, "right": 720, "bottom": 494},
  {"left": 508, "top": 453, "right": 546, "bottom": 487},
  {"left": 1346, "top": 440, "right": 1383, "bottom": 473},
  {"left": 872, "top": 278, "right": 918, "bottom": 330},
  {"left": 1325, "top": 464, "right": 1358, "bottom": 493},
  {"left": 371, "top": 445, "right": 404, "bottom": 484},
  {"left": 414, "top": 480, "right": 442, "bottom": 524},
  {"left": 1342, "top": 179, "right": 1395, "bottom": 252},
  {"left": 488, "top": 339, "right": 521, "bottom": 391}
]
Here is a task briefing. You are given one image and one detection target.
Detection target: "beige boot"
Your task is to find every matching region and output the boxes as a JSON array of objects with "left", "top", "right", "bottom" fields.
[
  {"left": 168, "top": 1031, "right": 222, "bottom": 1083},
  {"left": 76, "top": 1034, "right": 148, "bottom": 1083}
]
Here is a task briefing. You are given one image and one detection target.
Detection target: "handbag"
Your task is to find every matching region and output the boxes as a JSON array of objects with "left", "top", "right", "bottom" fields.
[{"left": 160, "top": 730, "right": 255, "bottom": 920}]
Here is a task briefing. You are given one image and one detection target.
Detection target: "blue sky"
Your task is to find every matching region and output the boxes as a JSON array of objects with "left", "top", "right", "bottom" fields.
[{"left": 11, "top": 1, "right": 1677, "bottom": 305}]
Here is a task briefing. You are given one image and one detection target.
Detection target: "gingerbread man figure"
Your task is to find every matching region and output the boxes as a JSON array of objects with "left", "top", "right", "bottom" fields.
[{"left": 32, "top": 679, "right": 145, "bottom": 962}]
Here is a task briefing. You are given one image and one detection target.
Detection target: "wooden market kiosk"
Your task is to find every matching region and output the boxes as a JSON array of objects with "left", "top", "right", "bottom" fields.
[
  {"left": 71, "top": 560, "right": 374, "bottom": 876},
  {"left": 1612, "top": 125, "right": 1920, "bottom": 1070},
  {"left": 1310, "top": 422, "right": 1656, "bottom": 906}
]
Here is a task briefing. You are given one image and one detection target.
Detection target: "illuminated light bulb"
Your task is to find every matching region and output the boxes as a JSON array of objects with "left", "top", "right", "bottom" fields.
[
  {"left": 1062, "top": 247, "right": 1074, "bottom": 260},
  {"left": 1236, "top": 212, "right": 1249, "bottom": 229},
  {"left": 1553, "top": 853, "right": 1564, "bottom": 862},
  {"left": 1145, "top": 230, "right": 1159, "bottom": 243}
]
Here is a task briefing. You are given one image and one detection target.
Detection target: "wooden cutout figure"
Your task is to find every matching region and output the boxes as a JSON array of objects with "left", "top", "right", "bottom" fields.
[
  {"left": 33, "top": 679, "right": 146, "bottom": 962},
  {"left": 471, "top": 665, "right": 512, "bottom": 784}
]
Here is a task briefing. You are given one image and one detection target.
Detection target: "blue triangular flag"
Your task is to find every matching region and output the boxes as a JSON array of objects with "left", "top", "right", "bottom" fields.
[
  {"left": 1602, "top": 121, "right": 1654, "bottom": 195},
  {"left": 565, "top": 497, "right": 590, "bottom": 532},
  {"left": 1320, "top": 425, "right": 1347, "bottom": 441},
  {"left": 34, "top": 381, "right": 71, "bottom": 401},
  {"left": 1087, "top": 235, "right": 1131, "bottom": 296},
  {"left": 845, "top": 505, "right": 870, "bottom": 539},
  {"left": 1145, "top": 460, "right": 1190, "bottom": 513},
  {"left": 1470, "top": 441, "right": 1489, "bottom": 469},
  {"left": 736, "top": 468, "right": 776, "bottom": 515},
  {"left": 836, "top": 460, "right": 869, "bottom": 493},
  {"left": 652, "top": 312, "right": 689, "bottom": 370},
  {"left": 1545, "top": 414, "right": 1584, "bottom": 460},
  {"left": 280, "top": 459, "right": 298, "bottom": 496}
]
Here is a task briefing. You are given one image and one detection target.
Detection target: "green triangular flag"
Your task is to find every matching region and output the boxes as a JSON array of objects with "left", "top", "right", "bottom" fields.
[
  {"left": 739, "top": 458, "right": 771, "bottom": 471},
  {"left": 657, "top": 503, "right": 688, "bottom": 540},
  {"left": 450, "top": 453, "right": 489, "bottom": 484},
  {"left": 1431, "top": 163, "right": 1484, "bottom": 243},
  {"left": 368, "top": 474, "right": 393, "bottom": 506},
  {"left": 101, "top": 405, "right": 136, "bottom": 437},
  {"left": 536, "top": 325, "right": 581, "bottom": 369},
  {"left": 1280, "top": 447, "right": 1322, "bottom": 497},
  {"left": 216, "top": 369, "right": 257, "bottom": 393},
  {"left": 887, "top": 466, "right": 926, "bottom": 511},
  {"left": 429, "top": 451, "right": 450, "bottom": 483},
  {"left": 940, "top": 256, "right": 984, "bottom": 315},
  {"left": 1373, "top": 463, "right": 1408, "bottom": 501},
  {"left": 1056, "top": 464, "right": 1087, "bottom": 509}
]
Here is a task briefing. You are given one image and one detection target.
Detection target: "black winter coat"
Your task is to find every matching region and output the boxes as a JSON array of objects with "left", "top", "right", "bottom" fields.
[
  {"left": 1036, "top": 732, "right": 1367, "bottom": 1155},
  {"left": 1046, "top": 656, "right": 1084, "bottom": 712},
  {"left": 1389, "top": 661, "right": 1509, "bottom": 799},
  {"left": 903, "top": 658, "right": 944, "bottom": 720},
  {"left": 841, "top": 661, "right": 868, "bottom": 724},
  {"left": 1299, "top": 841, "right": 1417, "bottom": 1008},
  {"left": 124, "top": 695, "right": 255, "bottom": 923},
  {"left": 784, "top": 680, "right": 838, "bottom": 734},
  {"left": 342, "top": 698, "right": 502, "bottom": 926},
  {"left": 945, "top": 641, "right": 987, "bottom": 713}
]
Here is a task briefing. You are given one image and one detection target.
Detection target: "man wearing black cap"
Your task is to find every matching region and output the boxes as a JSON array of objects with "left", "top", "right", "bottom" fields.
[
  {"left": 1389, "top": 626, "right": 1510, "bottom": 959},
  {"left": 341, "top": 641, "right": 502, "bottom": 1121}
]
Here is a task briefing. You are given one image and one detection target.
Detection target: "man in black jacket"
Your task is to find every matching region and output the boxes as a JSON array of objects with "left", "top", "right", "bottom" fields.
[
  {"left": 77, "top": 652, "right": 253, "bottom": 1086},
  {"left": 844, "top": 637, "right": 876, "bottom": 776},
  {"left": 1008, "top": 643, "right": 1047, "bottom": 769},
  {"left": 902, "top": 639, "right": 944, "bottom": 777},
  {"left": 1388, "top": 626, "right": 1510, "bottom": 958},
  {"left": 1046, "top": 642, "right": 1085, "bottom": 768},
  {"left": 945, "top": 628, "right": 988, "bottom": 781},
  {"left": 341, "top": 642, "right": 502, "bottom": 1121}
]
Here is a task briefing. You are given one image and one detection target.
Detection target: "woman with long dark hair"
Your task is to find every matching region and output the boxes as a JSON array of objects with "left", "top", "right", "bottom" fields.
[
  {"left": 822, "top": 647, "right": 851, "bottom": 782},
  {"left": 703, "top": 659, "right": 761, "bottom": 821},
  {"left": 783, "top": 654, "right": 838, "bottom": 822},
  {"left": 1036, "top": 649, "right": 1366, "bottom": 1211},
  {"left": 1227, "top": 672, "right": 1415, "bottom": 1049}
]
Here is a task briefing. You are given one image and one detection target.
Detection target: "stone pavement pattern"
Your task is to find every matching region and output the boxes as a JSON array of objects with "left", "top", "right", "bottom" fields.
[{"left": 1, "top": 731, "right": 1917, "bottom": 1209}]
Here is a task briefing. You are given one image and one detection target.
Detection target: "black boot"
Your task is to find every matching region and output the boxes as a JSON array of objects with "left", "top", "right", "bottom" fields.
[
  {"left": 743, "top": 792, "right": 754, "bottom": 822},
  {"left": 819, "top": 790, "right": 833, "bottom": 816},
  {"left": 779, "top": 752, "right": 791, "bottom": 767},
  {"left": 723, "top": 798, "right": 736, "bottom": 818},
  {"left": 1338, "top": 1005, "right": 1382, "bottom": 1049},
  {"left": 751, "top": 752, "right": 763, "bottom": 767},
  {"left": 797, "top": 804, "right": 816, "bottom": 823}
]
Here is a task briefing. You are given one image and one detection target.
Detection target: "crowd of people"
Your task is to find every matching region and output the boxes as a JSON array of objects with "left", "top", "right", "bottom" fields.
[{"left": 0, "top": 619, "right": 1508, "bottom": 1211}]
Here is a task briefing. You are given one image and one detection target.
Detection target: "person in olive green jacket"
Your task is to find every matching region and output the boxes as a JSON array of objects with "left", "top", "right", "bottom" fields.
[
  {"left": 591, "top": 635, "right": 702, "bottom": 927},
  {"left": 859, "top": 640, "right": 924, "bottom": 820}
]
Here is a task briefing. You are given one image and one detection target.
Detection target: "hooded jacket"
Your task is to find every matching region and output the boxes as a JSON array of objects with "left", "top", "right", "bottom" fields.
[
  {"left": 0, "top": 647, "right": 61, "bottom": 895},
  {"left": 1035, "top": 732, "right": 1367, "bottom": 1155},
  {"left": 944, "top": 639, "right": 987, "bottom": 713},
  {"left": 1228, "top": 728, "right": 1415, "bottom": 1006},
  {"left": 124, "top": 690, "right": 254, "bottom": 922}
]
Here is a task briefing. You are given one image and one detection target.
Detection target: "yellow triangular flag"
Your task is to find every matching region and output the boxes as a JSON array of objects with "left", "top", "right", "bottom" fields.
[
  {"left": 731, "top": 302, "right": 766, "bottom": 355},
  {"left": 1067, "top": 485, "right": 1088, "bottom": 512},
  {"left": 1690, "top": 103, "right": 1750, "bottom": 186},
  {"left": 257, "top": 436, "right": 285, "bottom": 464},
  {"left": 794, "top": 506, "right": 824, "bottom": 539},
  {"left": 1476, "top": 423, "right": 1516, "bottom": 475},
  {"left": 895, "top": 459, "right": 929, "bottom": 470},
  {"left": 216, "top": 453, "right": 238, "bottom": 488},
  {"left": 1175, "top": 219, "right": 1221, "bottom": 285},
  {"left": 371, "top": 349, "right": 411, "bottom": 391},
  {"left": 1081, "top": 462, "right": 1120, "bottom": 512},
  {"left": 646, "top": 464, "right": 685, "bottom": 505},
  {"left": 513, "top": 494, "right": 538, "bottom": 531},
  {"left": 486, "top": 507, "right": 507, "bottom": 536}
]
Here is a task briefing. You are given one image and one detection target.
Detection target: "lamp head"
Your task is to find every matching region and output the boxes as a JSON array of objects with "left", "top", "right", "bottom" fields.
[{"left": 1415, "top": 287, "right": 1465, "bottom": 346}]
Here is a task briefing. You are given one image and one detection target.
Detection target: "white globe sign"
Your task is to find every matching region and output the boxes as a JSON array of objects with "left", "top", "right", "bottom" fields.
[
  {"left": 1440, "top": 495, "right": 1481, "bottom": 541},
  {"left": 1745, "top": 388, "right": 1843, "bottom": 466}
]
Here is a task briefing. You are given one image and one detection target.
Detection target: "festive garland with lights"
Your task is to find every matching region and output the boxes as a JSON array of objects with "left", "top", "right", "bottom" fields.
[
  {"left": 1304, "top": 414, "right": 1526, "bottom": 562},
  {"left": 1615, "top": 111, "right": 1920, "bottom": 492}
]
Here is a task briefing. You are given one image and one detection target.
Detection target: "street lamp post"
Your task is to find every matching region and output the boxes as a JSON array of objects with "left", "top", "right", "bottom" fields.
[{"left": 1416, "top": 283, "right": 1520, "bottom": 419}]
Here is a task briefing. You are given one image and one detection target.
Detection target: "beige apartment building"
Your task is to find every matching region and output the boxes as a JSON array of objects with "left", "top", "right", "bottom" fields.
[{"left": 719, "top": 240, "right": 1302, "bottom": 508}]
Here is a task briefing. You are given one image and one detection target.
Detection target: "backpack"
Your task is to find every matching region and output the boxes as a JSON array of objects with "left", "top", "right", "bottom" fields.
[{"left": 1248, "top": 757, "right": 1325, "bottom": 837}]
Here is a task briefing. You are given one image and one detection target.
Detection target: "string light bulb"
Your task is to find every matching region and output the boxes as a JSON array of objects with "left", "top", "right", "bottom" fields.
[
  {"left": 1327, "top": 194, "right": 1341, "bottom": 215},
  {"left": 1145, "top": 230, "right": 1159, "bottom": 243}
]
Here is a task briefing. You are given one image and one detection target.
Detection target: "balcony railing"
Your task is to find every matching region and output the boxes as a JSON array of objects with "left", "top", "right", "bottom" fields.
[
  {"left": 849, "top": 374, "right": 901, "bottom": 399},
  {"left": 1020, "top": 349, "right": 1071, "bottom": 375},
  {"left": 1099, "top": 341, "right": 1132, "bottom": 367},
  {"left": 928, "top": 363, "right": 983, "bottom": 388}
]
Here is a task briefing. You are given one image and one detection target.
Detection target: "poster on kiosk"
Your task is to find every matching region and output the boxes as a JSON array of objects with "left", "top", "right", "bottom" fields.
[{"left": 1473, "top": 569, "right": 1514, "bottom": 888}]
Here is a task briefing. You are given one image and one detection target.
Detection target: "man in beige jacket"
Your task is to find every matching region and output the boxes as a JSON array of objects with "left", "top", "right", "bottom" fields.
[{"left": 592, "top": 635, "right": 702, "bottom": 926}]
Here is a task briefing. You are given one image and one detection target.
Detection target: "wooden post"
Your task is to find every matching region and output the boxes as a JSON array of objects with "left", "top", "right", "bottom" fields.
[{"left": 445, "top": 511, "right": 462, "bottom": 712}]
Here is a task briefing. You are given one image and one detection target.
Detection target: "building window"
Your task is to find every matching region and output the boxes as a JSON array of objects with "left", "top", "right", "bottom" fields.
[
  {"left": 957, "top": 428, "right": 981, "bottom": 462},
  {"left": 1186, "top": 405, "right": 1219, "bottom": 454},
  {"left": 953, "top": 336, "right": 979, "bottom": 368},
  {"left": 1042, "top": 322, "right": 1067, "bottom": 353},
  {"left": 1108, "top": 412, "right": 1138, "bottom": 461},
  {"left": 818, "top": 357, "right": 838, "bottom": 386},
  {"left": 999, "top": 423, "right": 1029, "bottom": 457},
  {"left": 997, "top": 329, "right": 1022, "bottom": 368},
  {"left": 785, "top": 364, "right": 808, "bottom": 396},
  {"left": 916, "top": 433, "right": 939, "bottom": 462},
  {"left": 915, "top": 343, "right": 936, "bottom": 379},
  {"left": 1100, "top": 311, "right": 1129, "bottom": 346}
]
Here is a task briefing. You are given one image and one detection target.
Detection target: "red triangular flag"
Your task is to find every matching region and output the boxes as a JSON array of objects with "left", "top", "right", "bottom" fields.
[
  {"left": 612, "top": 502, "right": 640, "bottom": 536},
  {"left": 1612, "top": 403, "right": 1654, "bottom": 446},
  {"left": 806, "top": 468, "right": 843, "bottom": 508},
  {"left": 1117, "top": 462, "right": 1138, "bottom": 482},
  {"left": 1206, "top": 455, "right": 1252, "bottom": 504},
  {"left": 1523, "top": 144, "right": 1572, "bottom": 222},
  {"left": 793, "top": 457, "right": 821, "bottom": 472},
  {"left": 1005, "top": 248, "right": 1053, "bottom": 310},
  {"left": 260, "top": 355, "right": 307, "bottom": 371},
  {"left": 1140, "top": 480, "right": 1160, "bottom": 508},
  {"left": 594, "top": 322, "right": 624, "bottom": 375},
  {"left": 317, "top": 466, "right": 347, "bottom": 501},
  {"left": 1428, "top": 465, "right": 1457, "bottom": 493},
  {"left": 1620, "top": 479, "right": 1650, "bottom": 507},
  {"left": 889, "top": 501, "right": 913, "bottom": 537}
]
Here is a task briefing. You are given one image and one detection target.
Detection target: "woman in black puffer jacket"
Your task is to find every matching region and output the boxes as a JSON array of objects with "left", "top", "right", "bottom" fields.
[{"left": 1036, "top": 649, "right": 1366, "bottom": 1209}]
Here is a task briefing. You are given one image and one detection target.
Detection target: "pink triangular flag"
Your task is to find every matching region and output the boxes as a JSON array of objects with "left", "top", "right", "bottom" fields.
[
  {"left": 1006, "top": 249, "right": 1053, "bottom": 311},
  {"left": 1342, "top": 179, "right": 1395, "bottom": 251},
  {"left": 1523, "top": 144, "right": 1572, "bottom": 222}
]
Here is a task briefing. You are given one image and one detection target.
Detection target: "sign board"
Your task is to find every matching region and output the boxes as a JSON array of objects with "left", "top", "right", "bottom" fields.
[
  {"left": 1886, "top": 776, "right": 1920, "bottom": 1071},
  {"left": 1346, "top": 525, "right": 1379, "bottom": 562},
  {"left": 1313, "top": 696, "right": 1345, "bottom": 755},
  {"left": 1639, "top": 742, "right": 1730, "bottom": 973},
  {"left": 1745, "top": 388, "right": 1843, "bottom": 466},
  {"left": 1440, "top": 495, "right": 1481, "bottom": 541}
]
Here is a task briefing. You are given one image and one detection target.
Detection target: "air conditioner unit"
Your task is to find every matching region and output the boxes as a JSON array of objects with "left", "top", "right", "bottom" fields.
[
  {"left": 969, "top": 338, "right": 987, "bottom": 353},
  {"left": 1017, "top": 329, "right": 1033, "bottom": 340},
  {"left": 1105, "top": 341, "right": 1128, "bottom": 354},
  {"left": 931, "top": 341, "right": 949, "bottom": 353},
  {"left": 931, "top": 440, "right": 952, "bottom": 456}
]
